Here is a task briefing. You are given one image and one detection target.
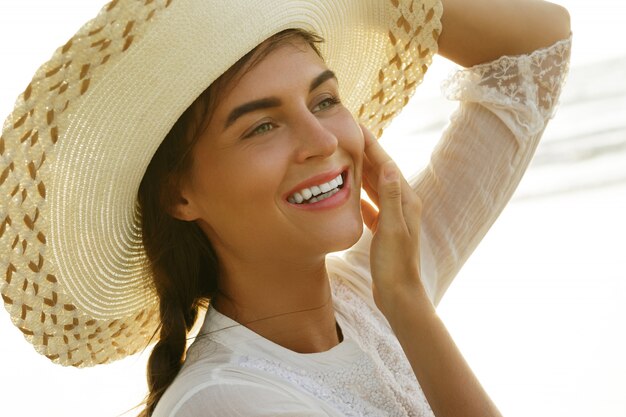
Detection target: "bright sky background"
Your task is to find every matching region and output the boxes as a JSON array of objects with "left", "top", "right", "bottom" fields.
[{"left": 0, "top": 1, "right": 625, "bottom": 416}]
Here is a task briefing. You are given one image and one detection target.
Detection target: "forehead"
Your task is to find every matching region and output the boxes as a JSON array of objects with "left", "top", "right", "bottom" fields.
[{"left": 222, "top": 40, "right": 329, "bottom": 102}]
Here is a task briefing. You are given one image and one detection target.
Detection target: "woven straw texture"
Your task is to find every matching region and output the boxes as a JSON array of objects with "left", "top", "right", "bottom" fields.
[{"left": 1, "top": 0, "right": 442, "bottom": 367}]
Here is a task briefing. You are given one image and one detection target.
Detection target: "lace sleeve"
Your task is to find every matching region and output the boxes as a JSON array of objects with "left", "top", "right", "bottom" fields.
[
  {"left": 443, "top": 36, "right": 572, "bottom": 141},
  {"left": 337, "top": 36, "right": 572, "bottom": 307},
  {"left": 411, "top": 36, "right": 572, "bottom": 304}
]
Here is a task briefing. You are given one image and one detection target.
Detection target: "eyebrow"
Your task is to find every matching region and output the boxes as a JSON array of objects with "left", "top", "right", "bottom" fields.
[
  {"left": 224, "top": 69, "right": 338, "bottom": 129},
  {"left": 309, "top": 69, "right": 337, "bottom": 93}
]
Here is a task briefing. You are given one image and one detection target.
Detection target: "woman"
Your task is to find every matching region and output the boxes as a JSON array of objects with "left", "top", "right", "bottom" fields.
[{"left": 0, "top": 0, "right": 571, "bottom": 416}]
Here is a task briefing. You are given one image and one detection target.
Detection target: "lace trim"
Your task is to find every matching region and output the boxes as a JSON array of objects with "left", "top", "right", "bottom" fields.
[
  {"left": 236, "top": 278, "right": 434, "bottom": 417},
  {"left": 442, "top": 36, "right": 572, "bottom": 140},
  {"left": 331, "top": 279, "right": 434, "bottom": 417},
  {"left": 238, "top": 352, "right": 387, "bottom": 416}
]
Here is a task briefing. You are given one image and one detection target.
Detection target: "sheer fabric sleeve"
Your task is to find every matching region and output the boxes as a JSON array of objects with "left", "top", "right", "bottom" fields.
[{"left": 339, "top": 36, "right": 572, "bottom": 306}]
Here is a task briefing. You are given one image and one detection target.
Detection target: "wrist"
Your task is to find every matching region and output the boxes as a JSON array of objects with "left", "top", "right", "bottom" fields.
[{"left": 376, "top": 281, "right": 434, "bottom": 326}]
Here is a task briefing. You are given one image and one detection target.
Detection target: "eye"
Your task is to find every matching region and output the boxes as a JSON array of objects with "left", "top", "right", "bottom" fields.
[
  {"left": 312, "top": 96, "right": 341, "bottom": 113},
  {"left": 245, "top": 121, "right": 275, "bottom": 138}
]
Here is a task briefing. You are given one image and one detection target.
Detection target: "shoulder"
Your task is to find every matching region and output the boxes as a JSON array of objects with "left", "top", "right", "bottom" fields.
[
  {"left": 151, "top": 334, "right": 330, "bottom": 417},
  {"left": 153, "top": 364, "right": 328, "bottom": 417}
]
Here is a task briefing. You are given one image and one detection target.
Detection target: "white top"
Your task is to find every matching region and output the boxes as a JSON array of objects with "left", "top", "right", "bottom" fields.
[{"left": 153, "top": 37, "right": 572, "bottom": 417}]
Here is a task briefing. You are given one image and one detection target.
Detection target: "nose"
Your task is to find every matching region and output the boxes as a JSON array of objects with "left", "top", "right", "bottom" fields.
[{"left": 292, "top": 110, "right": 338, "bottom": 163}]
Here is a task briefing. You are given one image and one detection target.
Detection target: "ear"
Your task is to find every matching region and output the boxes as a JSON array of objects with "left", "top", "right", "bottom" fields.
[{"left": 168, "top": 187, "right": 200, "bottom": 222}]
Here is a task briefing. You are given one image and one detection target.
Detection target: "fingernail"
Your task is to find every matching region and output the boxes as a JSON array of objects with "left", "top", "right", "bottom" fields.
[{"left": 384, "top": 164, "right": 398, "bottom": 181}]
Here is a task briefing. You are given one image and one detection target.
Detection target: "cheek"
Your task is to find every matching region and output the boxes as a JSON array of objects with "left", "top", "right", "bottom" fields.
[
  {"left": 336, "top": 115, "right": 364, "bottom": 168},
  {"left": 193, "top": 146, "right": 287, "bottom": 215},
  {"left": 338, "top": 110, "right": 364, "bottom": 147}
]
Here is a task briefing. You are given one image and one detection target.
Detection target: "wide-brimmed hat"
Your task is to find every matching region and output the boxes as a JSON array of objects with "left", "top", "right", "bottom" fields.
[{"left": 1, "top": 0, "right": 442, "bottom": 367}]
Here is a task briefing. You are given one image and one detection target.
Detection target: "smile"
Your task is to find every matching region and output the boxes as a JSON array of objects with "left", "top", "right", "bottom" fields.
[{"left": 287, "top": 173, "right": 345, "bottom": 205}]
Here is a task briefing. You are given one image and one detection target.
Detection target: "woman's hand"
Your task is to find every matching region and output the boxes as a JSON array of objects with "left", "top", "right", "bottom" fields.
[
  {"left": 360, "top": 125, "right": 503, "bottom": 417},
  {"left": 359, "top": 125, "right": 427, "bottom": 315}
]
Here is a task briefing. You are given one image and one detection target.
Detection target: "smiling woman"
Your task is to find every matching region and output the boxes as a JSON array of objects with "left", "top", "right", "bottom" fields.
[
  {"left": 167, "top": 36, "right": 365, "bottom": 262},
  {"left": 138, "top": 36, "right": 368, "bottom": 408},
  {"left": 0, "top": 1, "right": 571, "bottom": 417}
]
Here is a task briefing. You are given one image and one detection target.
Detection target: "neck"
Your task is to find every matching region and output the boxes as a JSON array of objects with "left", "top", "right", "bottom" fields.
[{"left": 212, "top": 254, "right": 342, "bottom": 353}]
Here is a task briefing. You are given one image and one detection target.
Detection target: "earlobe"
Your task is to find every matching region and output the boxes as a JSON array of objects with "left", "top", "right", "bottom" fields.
[{"left": 169, "top": 193, "right": 198, "bottom": 222}]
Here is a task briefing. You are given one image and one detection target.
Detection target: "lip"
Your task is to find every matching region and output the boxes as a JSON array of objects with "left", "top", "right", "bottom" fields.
[
  {"left": 283, "top": 167, "right": 347, "bottom": 200},
  {"left": 285, "top": 169, "right": 351, "bottom": 211}
]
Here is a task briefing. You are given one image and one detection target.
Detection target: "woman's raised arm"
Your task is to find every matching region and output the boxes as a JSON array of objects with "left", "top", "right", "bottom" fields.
[
  {"left": 438, "top": 0, "right": 570, "bottom": 67},
  {"left": 343, "top": 2, "right": 572, "bottom": 306}
]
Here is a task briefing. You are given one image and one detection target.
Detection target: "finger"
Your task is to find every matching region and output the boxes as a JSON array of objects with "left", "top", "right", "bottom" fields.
[
  {"left": 376, "top": 161, "right": 406, "bottom": 233},
  {"left": 394, "top": 169, "right": 421, "bottom": 239},
  {"left": 360, "top": 124, "right": 419, "bottom": 237},
  {"left": 402, "top": 190, "right": 422, "bottom": 241},
  {"left": 362, "top": 179, "right": 379, "bottom": 210},
  {"left": 360, "top": 199, "right": 379, "bottom": 232},
  {"left": 361, "top": 161, "right": 381, "bottom": 208},
  {"left": 361, "top": 144, "right": 380, "bottom": 207},
  {"left": 361, "top": 124, "right": 393, "bottom": 172},
  {"left": 361, "top": 127, "right": 412, "bottom": 220},
  {"left": 362, "top": 125, "right": 413, "bottom": 203},
  {"left": 362, "top": 154, "right": 379, "bottom": 190}
]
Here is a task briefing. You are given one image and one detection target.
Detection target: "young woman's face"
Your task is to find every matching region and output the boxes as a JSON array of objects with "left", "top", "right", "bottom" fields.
[{"left": 176, "top": 40, "right": 364, "bottom": 264}]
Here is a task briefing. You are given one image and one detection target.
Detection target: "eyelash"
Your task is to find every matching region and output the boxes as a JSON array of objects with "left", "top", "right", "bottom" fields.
[
  {"left": 245, "top": 121, "right": 276, "bottom": 138},
  {"left": 313, "top": 96, "right": 341, "bottom": 112},
  {"left": 243, "top": 96, "right": 341, "bottom": 139}
]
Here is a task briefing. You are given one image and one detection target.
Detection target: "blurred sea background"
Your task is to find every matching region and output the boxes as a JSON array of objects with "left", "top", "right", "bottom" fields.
[{"left": 1, "top": 1, "right": 625, "bottom": 416}]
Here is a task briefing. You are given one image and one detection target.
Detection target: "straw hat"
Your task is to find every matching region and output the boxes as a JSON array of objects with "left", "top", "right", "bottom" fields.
[{"left": 0, "top": 0, "right": 442, "bottom": 367}]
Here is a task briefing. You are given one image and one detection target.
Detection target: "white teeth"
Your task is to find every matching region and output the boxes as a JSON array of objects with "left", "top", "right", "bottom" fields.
[
  {"left": 288, "top": 173, "right": 344, "bottom": 204},
  {"left": 311, "top": 185, "right": 322, "bottom": 196},
  {"left": 309, "top": 188, "right": 339, "bottom": 203}
]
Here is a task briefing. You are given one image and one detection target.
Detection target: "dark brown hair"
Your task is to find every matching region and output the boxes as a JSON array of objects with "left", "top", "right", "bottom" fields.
[{"left": 136, "top": 29, "right": 323, "bottom": 416}]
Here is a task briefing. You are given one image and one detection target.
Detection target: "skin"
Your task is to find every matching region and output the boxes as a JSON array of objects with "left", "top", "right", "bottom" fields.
[
  {"left": 172, "top": 0, "right": 571, "bottom": 415},
  {"left": 173, "top": 40, "right": 364, "bottom": 353},
  {"left": 438, "top": 0, "right": 571, "bottom": 67}
]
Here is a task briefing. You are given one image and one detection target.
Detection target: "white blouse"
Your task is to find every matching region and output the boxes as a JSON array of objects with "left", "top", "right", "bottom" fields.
[{"left": 153, "top": 36, "right": 572, "bottom": 417}]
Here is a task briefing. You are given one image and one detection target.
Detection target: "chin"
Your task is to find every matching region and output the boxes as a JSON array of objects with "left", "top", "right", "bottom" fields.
[{"left": 322, "top": 216, "right": 364, "bottom": 254}]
